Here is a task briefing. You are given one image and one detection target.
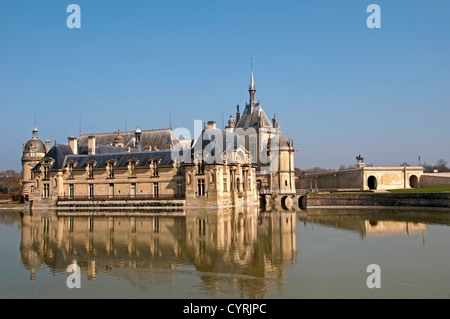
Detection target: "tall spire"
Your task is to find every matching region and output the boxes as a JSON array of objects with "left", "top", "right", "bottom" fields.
[{"left": 249, "top": 57, "right": 256, "bottom": 107}]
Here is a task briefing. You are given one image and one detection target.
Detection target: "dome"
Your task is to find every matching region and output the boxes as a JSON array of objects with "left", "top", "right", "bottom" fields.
[
  {"left": 279, "top": 135, "right": 290, "bottom": 147},
  {"left": 113, "top": 130, "right": 124, "bottom": 144},
  {"left": 24, "top": 138, "right": 46, "bottom": 153},
  {"left": 24, "top": 127, "right": 46, "bottom": 153}
]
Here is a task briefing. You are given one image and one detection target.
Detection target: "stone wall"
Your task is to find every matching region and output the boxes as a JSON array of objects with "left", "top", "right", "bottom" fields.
[
  {"left": 420, "top": 173, "right": 450, "bottom": 187},
  {"left": 305, "top": 193, "right": 450, "bottom": 209},
  {"left": 296, "top": 169, "right": 363, "bottom": 190}
]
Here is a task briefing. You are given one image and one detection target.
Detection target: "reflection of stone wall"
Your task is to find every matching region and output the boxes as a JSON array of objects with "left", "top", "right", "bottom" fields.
[
  {"left": 305, "top": 193, "right": 450, "bottom": 209},
  {"left": 364, "top": 220, "right": 426, "bottom": 237},
  {"left": 297, "top": 212, "right": 427, "bottom": 239}
]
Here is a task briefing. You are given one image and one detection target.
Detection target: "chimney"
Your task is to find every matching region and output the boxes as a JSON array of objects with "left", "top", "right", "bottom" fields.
[
  {"left": 225, "top": 115, "right": 235, "bottom": 133},
  {"left": 45, "top": 140, "right": 51, "bottom": 153},
  {"left": 68, "top": 136, "right": 78, "bottom": 155},
  {"left": 207, "top": 121, "right": 216, "bottom": 130},
  {"left": 88, "top": 136, "right": 96, "bottom": 155}
]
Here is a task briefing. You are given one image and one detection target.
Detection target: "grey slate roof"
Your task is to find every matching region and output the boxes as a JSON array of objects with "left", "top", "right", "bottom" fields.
[
  {"left": 32, "top": 144, "right": 73, "bottom": 171},
  {"left": 191, "top": 128, "right": 246, "bottom": 162},
  {"left": 235, "top": 103, "right": 272, "bottom": 129},
  {"left": 32, "top": 142, "right": 177, "bottom": 171},
  {"left": 78, "top": 128, "right": 179, "bottom": 150},
  {"left": 64, "top": 150, "right": 175, "bottom": 169}
]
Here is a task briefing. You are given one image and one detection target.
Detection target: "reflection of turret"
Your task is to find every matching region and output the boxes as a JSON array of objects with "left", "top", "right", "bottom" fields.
[{"left": 184, "top": 208, "right": 297, "bottom": 298}]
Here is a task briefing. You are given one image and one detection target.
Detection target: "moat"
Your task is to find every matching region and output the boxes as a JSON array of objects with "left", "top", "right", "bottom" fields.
[{"left": 1, "top": 207, "right": 449, "bottom": 299}]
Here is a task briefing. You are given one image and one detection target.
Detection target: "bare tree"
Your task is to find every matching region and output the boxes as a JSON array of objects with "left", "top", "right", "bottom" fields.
[
  {"left": 0, "top": 170, "right": 21, "bottom": 193},
  {"left": 435, "top": 159, "right": 449, "bottom": 172}
]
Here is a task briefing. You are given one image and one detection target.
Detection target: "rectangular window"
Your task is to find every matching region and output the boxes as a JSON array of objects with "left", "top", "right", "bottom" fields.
[
  {"left": 43, "top": 183, "right": 50, "bottom": 199},
  {"left": 109, "top": 217, "right": 114, "bottom": 232},
  {"left": 153, "top": 182, "right": 159, "bottom": 198},
  {"left": 89, "top": 217, "right": 94, "bottom": 232},
  {"left": 197, "top": 161, "right": 205, "bottom": 174},
  {"left": 176, "top": 181, "right": 183, "bottom": 195},
  {"left": 89, "top": 184, "right": 94, "bottom": 199},
  {"left": 131, "top": 217, "right": 136, "bottom": 233},
  {"left": 43, "top": 166, "right": 49, "bottom": 180},
  {"left": 197, "top": 179, "right": 205, "bottom": 197},
  {"left": 153, "top": 217, "right": 159, "bottom": 233},
  {"left": 131, "top": 183, "right": 136, "bottom": 198},
  {"left": 69, "top": 184, "right": 74, "bottom": 199},
  {"left": 109, "top": 183, "right": 114, "bottom": 199}
]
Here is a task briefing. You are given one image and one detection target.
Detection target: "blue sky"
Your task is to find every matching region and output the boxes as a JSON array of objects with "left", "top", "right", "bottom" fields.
[{"left": 1, "top": 0, "right": 449, "bottom": 171}]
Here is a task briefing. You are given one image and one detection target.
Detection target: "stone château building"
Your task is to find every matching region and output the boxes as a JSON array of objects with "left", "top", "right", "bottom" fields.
[{"left": 21, "top": 66, "right": 295, "bottom": 209}]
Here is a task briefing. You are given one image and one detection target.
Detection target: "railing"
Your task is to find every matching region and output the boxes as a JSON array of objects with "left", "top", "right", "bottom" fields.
[
  {"left": 0, "top": 193, "right": 14, "bottom": 200},
  {"left": 58, "top": 194, "right": 185, "bottom": 201}
]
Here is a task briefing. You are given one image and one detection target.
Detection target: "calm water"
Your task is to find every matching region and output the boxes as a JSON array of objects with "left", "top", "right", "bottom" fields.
[{"left": 1, "top": 207, "right": 450, "bottom": 299}]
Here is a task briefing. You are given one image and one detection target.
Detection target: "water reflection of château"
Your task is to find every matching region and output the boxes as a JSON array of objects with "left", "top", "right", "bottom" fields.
[{"left": 19, "top": 208, "right": 297, "bottom": 297}]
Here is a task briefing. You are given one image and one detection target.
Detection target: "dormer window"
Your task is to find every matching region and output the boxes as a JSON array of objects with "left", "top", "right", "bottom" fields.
[
  {"left": 174, "top": 159, "right": 183, "bottom": 175},
  {"left": 197, "top": 160, "right": 205, "bottom": 175},
  {"left": 107, "top": 160, "right": 116, "bottom": 179},
  {"left": 128, "top": 159, "right": 138, "bottom": 178},
  {"left": 43, "top": 165, "right": 49, "bottom": 180},
  {"left": 67, "top": 162, "right": 74, "bottom": 179},
  {"left": 150, "top": 159, "right": 159, "bottom": 177},
  {"left": 87, "top": 162, "right": 95, "bottom": 179}
]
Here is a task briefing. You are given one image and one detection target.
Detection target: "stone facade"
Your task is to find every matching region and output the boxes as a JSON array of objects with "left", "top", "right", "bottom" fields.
[
  {"left": 296, "top": 163, "right": 424, "bottom": 191},
  {"left": 24, "top": 127, "right": 258, "bottom": 209}
]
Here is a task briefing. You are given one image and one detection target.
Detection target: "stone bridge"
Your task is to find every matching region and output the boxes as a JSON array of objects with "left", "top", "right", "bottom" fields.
[{"left": 260, "top": 192, "right": 307, "bottom": 211}]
